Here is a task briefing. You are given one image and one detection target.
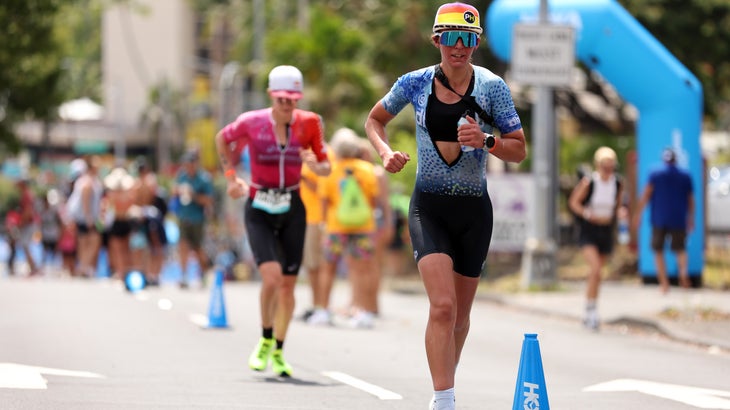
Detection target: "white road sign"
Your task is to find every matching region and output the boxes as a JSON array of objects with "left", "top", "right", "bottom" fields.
[
  {"left": 487, "top": 173, "right": 534, "bottom": 252},
  {"left": 511, "top": 23, "right": 575, "bottom": 87}
]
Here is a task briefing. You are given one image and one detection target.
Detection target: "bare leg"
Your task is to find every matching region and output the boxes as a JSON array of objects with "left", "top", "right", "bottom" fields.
[
  {"left": 348, "top": 257, "right": 373, "bottom": 312},
  {"left": 583, "top": 245, "right": 604, "bottom": 301},
  {"left": 316, "top": 260, "right": 338, "bottom": 309},
  {"left": 582, "top": 244, "right": 606, "bottom": 330},
  {"left": 258, "top": 261, "right": 283, "bottom": 329},
  {"left": 419, "top": 253, "right": 457, "bottom": 391},
  {"left": 21, "top": 244, "right": 38, "bottom": 274},
  {"left": 653, "top": 251, "right": 670, "bottom": 294},
  {"left": 193, "top": 247, "right": 208, "bottom": 280},
  {"left": 453, "top": 273, "right": 479, "bottom": 368},
  {"left": 275, "top": 275, "right": 298, "bottom": 342},
  {"left": 89, "top": 232, "right": 101, "bottom": 276},
  {"left": 76, "top": 233, "right": 91, "bottom": 276},
  {"left": 77, "top": 231, "right": 101, "bottom": 277},
  {"left": 108, "top": 235, "right": 130, "bottom": 279},
  {"left": 675, "top": 250, "right": 690, "bottom": 288},
  {"left": 307, "top": 266, "right": 322, "bottom": 308},
  {"left": 364, "top": 256, "right": 380, "bottom": 315},
  {"left": 178, "top": 240, "right": 190, "bottom": 284},
  {"left": 147, "top": 231, "right": 165, "bottom": 282}
]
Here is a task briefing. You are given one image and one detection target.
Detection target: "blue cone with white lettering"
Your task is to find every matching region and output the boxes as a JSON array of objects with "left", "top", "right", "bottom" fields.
[
  {"left": 513, "top": 333, "right": 550, "bottom": 410},
  {"left": 206, "top": 269, "right": 228, "bottom": 328}
]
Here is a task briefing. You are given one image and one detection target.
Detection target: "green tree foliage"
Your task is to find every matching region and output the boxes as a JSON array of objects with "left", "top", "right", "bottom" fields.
[
  {"left": 55, "top": 0, "right": 103, "bottom": 101},
  {"left": 0, "top": 0, "right": 67, "bottom": 153},
  {"left": 619, "top": 0, "right": 730, "bottom": 124},
  {"left": 266, "top": 5, "right": 381, "bottom": 133}
]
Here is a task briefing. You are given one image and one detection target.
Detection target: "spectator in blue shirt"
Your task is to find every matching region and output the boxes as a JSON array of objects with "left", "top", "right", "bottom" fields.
[
  {"left": 173, "top": 150, "right": 214, "bottom": 288},
  {"left": 634, "top": 148, "right": 694, "bottom": 292}
]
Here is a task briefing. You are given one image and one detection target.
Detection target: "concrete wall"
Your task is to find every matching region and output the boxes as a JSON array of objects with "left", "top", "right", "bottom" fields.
[{"left": 102, "top": 0, "right": 194, "bottom": 129}]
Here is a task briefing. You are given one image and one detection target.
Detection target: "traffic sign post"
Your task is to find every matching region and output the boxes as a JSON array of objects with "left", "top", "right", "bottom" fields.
[{"left": 515, "top": 2, "right": 576, "bottom": 289}]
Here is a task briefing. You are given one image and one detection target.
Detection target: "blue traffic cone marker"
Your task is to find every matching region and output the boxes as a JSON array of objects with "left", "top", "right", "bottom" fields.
[
  {"left": 513, "top": 333, "right": 550, "bottom": 410},
  {"left": 124, "top": 269, "right": 147, "bottom": 293},
  {"left": 97, "top": 248, "right": 110, "bottom": 278},
  {"left": 205, "top": 269, "right": 229, "bottom": 329},
  {"left": 161, "top": 258, "right": 182, "bottom": 283}
]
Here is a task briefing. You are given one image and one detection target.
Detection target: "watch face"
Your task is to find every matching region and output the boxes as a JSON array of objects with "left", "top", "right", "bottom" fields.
[{"left": 485, "top": 135, "right": 496, "bottom": 149}]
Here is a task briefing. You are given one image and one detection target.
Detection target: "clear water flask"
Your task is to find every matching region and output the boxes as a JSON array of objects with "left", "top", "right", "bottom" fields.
[{"left": 458, "top": 113, "right": 474, "bottom": 152}]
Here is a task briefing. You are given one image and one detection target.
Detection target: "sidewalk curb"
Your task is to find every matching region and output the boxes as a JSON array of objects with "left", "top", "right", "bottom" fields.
[
  {"left": 391, "top": 281, "right": 730, "bottom": 353},
  {"left": 482, "top": 292, "right": 730, "bottom": 353}
]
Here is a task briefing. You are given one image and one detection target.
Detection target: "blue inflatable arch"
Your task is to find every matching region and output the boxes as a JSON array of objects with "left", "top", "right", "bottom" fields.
[{"left": 486, "top": 0, "right": 704, "bottom": 281}]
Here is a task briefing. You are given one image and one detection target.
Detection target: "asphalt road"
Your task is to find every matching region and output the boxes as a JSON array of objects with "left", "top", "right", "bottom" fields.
[{"left": 1, "top": 277, "right": 728, "bottom": 409}]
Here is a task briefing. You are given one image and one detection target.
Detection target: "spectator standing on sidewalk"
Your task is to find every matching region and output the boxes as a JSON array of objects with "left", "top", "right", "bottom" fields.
[
  {"left": 57, "top": 159, "right": 87, "bottom": 277},
  {"left": 39, "top": 191, "right": 62, "bottom": 273},
  {"left": 103, "top": 167, "right": 137, "bottom": 280},
  {"left": 298, "top": 147, "right": 332, "bottom": 323},
  {"left": 57, "top": 215, "right": 77, "bottom": 276},
  {"left": 364, "top": 3, "right": 527, "bottom": 408},
  {"left": 173, "top": 150, "right": 214, "bottom": 288},
  {"left": 3, "top": 203, "right": 21, "bottom": 276},
  {"left": 385, "top": 183, "right": 412, "bottom": 278},
  {"left": 633, "top": 148, "right": 694, "bottom": 292},
  {"left": 16, "top": 178, "right": 40, "bottom": 276},
  {"left": 568, "top": 146, "right": 623, "bottom": 331},
  {"left": 215, "top": 65, "right": 331, "bottom": 377},
  {"left": 66, "top": 155, "right": 104, "bottom": 278},
  {"left": 314, "top": 128, "right": 379, "bottom": 328},
  {"left": 358, "top": 137, "right": 394, "bottom": 317},
  {"left": 132, "top": 157, "right": 168, "bottom": 286}
]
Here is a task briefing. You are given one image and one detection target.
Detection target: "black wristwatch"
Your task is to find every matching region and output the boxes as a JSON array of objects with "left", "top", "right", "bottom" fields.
[{"left": 482, "top": 133, "right": 496, "bottom": 151}]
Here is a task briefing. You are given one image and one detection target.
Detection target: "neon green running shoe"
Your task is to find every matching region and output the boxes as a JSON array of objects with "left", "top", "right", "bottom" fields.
[
  {"left": 248, "top": 337, "right": 274, "bottom": 371},
  {"left": 271, "top": 349, "right": 293, "bottom": 377}
]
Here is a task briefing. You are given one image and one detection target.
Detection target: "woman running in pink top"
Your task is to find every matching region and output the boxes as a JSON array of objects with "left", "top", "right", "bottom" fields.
[{"left": 215, "top": 65, "right": 331, "bottom": 377}]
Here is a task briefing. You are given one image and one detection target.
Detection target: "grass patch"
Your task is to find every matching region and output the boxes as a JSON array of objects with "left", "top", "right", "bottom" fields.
[
  {"left": 705, "top": 242, "right": 730, "bottom": 290},
  {"left": 659, "top": 306, "right": 730, "bottom": 322}
]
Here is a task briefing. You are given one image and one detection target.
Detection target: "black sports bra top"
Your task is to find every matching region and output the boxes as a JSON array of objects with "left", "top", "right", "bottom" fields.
[{"left": 426, "top": 75, "right": 475, "bottom": 142}]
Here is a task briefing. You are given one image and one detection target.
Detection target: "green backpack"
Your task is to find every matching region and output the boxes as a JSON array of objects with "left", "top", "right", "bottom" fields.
[{"left": 336, "top": 168, "right": 372, "bottom": 228}]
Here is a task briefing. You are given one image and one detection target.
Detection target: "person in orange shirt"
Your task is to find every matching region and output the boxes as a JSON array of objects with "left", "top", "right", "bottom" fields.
[
  {"left": 316, "top": 128, "right": 380, "bottom": 328},
  {"left": 358, "top": 139, "right": 394, "bottom": 316},
  {"left": 299, "top": 147, "right": 332, "bottom": 324}
]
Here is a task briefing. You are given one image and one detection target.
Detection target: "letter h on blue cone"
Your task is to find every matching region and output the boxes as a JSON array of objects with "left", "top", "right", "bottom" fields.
[{"left": 513, "top": 333, "right": 550, "bottom": 410}]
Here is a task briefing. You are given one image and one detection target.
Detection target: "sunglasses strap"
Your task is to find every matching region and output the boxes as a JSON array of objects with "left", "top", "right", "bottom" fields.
[{"left": 434, "top": 64, "right": 495, "bottom": 128}]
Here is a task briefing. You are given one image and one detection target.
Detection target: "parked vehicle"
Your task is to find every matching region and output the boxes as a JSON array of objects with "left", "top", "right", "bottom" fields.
[{"left": 707, "top": 165, "right": 730, "bottom": 233}]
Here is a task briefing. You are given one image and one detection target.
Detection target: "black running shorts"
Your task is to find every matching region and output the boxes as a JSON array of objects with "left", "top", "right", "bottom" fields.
[
  {"left": 408, "top": 190, "right": 493, "bottom": 278},
  {"left": 244, "top": 191, "right": 306, "bottom": 275}
]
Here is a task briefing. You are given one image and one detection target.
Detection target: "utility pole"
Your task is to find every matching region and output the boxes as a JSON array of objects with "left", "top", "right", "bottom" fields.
[
  {"left": 519, "top": 0, "right": 560, "bottom": 289},
  {"left": 249, "top": 0, "right": 266, "bottom": 110},
  {"left": 219, "top": 61, "right": 242, "bottom": 128},
  {"left": 297, "top": 0, "right": 309, "bottom": 31}
]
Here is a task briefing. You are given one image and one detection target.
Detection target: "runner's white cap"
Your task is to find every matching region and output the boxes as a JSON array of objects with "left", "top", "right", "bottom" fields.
[{"left": 268, "top": 65, "right": 303, "bottom": 100}]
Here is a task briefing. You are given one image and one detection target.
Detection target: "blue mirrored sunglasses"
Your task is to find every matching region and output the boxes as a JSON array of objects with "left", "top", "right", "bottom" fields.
[{"left": 438, "top": 30, "right": 479, "bottom": 47}]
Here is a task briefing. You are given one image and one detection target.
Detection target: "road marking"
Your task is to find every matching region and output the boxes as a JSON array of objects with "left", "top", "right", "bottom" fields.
[
  {"left": 322, "top": 371, "right": 402, "bottom": 400},
  {"left": 584, "top": 378, "right": 730, "bottom": 409},
  {"left": 0, "top": 363, "right": 104, "bottom": 390},
  {"left": 157, "top": 298, "right": 173, "bottom": 310},
  {"left": 189, "top": 313, "right": 209, "bottom": 327}
]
